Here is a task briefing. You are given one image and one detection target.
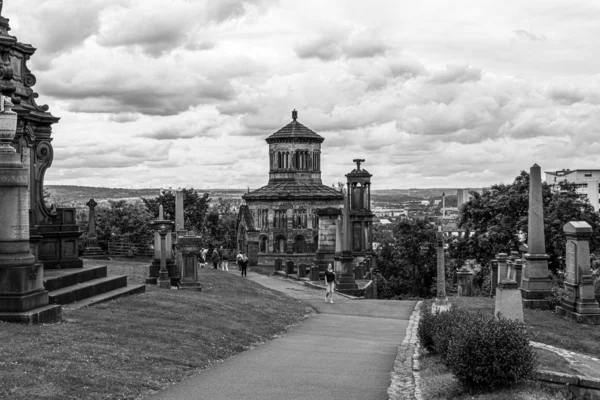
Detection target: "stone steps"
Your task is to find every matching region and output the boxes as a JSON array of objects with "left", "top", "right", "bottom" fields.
[
  {"left": 44, "top": 266, "right": 145, "bottom": 307},
  {"left": 63, "top": 284, "right": 146, "bottom": 310}
]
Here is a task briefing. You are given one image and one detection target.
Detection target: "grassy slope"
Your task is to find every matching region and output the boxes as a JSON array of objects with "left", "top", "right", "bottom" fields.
[{"left": 0, "top": 268, "right": 311, "bottom": 400}]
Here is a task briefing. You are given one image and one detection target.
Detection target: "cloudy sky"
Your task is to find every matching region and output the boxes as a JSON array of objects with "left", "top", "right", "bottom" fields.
[{"left": 6, "top": 0, "right": 600, "bottom": 190}]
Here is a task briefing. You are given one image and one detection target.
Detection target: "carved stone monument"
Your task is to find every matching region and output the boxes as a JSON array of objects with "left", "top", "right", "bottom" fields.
[
  {"left": 432, "top": 226, "right": 450, "bottom": 313},
  {"left": 0, "top": 92, "right": 61, "bottom": 323},
  {"left": 556, "top": 222, "right": 600, "bottom": 323},
  {"left": 147, "top": 205, "right": 175, "bottom": 284},
  {"left": 494, "top": 251, "right": 524, "bottom": 322},
  {"left": 81, "top": 198, "right": 108, "bottom": 259},
  {"left": 521, "top": 163, "right": 553, "bottom": 308},
  {"left": 153, "top": 218, "right": 175, "bottom": 289},
  {"left": 335, "top": 194, "right": 359, "bottom": 295},
  {"left": 177, "top": 232, "right": 202, "bottom": 291},
  {"left": 314, "top": 207, "right": 341, "bottom": 275}
]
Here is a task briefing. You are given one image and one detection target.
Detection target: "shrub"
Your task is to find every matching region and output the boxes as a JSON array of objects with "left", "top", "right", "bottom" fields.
[
  {"left": 430, "top": 308, "right": 472, "bottom": 360},
  {"left": 445, "top": 314, "right": 538, "bottom": 391},
  {"left": 417, "top": 304, "right": 435, "bottom": 352}
]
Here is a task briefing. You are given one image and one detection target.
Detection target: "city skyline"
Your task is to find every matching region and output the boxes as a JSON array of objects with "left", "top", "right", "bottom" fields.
[{"left": 6, "top": 0, "right": 600, "bottom": 189}]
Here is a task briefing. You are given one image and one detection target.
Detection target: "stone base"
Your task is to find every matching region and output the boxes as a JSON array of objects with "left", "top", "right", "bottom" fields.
[
  {"left": 0, "top": 290, "right": 50, "bottom": 313},
  {"left": 81, "top": 247, "right": 109, "bottom": 260},
  {"left": 147, "top": 259, "right": 176, "bottom": 284},
  {"left": 556, "top": 306, "right": 600, "bottom": 324},
  {"left": 495, "top": 281, "right": 524, "bottom": 322},
  {"left": 432, "top": 297, "right": 451, "bottom": 314},
  {"left": 0, "top": 304, "right": 62, "bottom": 324},
  {"left": 179, "top": 282, "right": 202, "bottom": 291},
  {"left": 520, "top": 277, "right": 552, "bottom": 309}
]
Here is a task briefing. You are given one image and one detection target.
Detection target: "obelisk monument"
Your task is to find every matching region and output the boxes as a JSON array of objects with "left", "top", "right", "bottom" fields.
[
  {"left": 521, "top": 163, "right": 552, "bottom": 308},
  {"left": 432, "top": 226, "right": 450, "bottom": 313}
]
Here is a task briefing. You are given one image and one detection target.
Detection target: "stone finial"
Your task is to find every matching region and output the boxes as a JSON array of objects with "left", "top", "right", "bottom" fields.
[
  {"left": 353, "top": 159, "right": 365, "bottom": 170},
  {"left": 292, "top": 109, "right": 298, "bottom": 121}
]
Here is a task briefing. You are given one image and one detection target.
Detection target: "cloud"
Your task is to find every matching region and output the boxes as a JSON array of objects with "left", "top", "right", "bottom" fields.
[
  {"left": 294, "top": 28, "right": 388, "bottom": 61},
  {"left": 514, "top": 29, "right": 547, "bottom": 42},
  {"left": 107, "top": 113, "right": 141, "bottom": 123},
  {"left": 428, "top": 64, "right": 482, "bottom": 84}
]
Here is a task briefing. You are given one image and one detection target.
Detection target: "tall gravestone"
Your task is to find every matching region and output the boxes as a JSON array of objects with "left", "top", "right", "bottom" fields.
[
  {"left": 314, "top": 207, "right": 341, "bottom": 274},
  {"left": 81, "top": 198, "right": 108, "bottom": 259},
  {"left": 495, "top": 252, "right": 524, "bottom": 322},
  {"left": 335, "top": 194, "right": 359, "bottom": 295},
  {"left": 147, "top": 205, "right": 175, "bottom": 284},
  {"left": 556, "top": 222, "right": 600, "bottom": 323},
  {"left": 177, "top": 232, "right": 202, "bottom": 291},
  {"left": 0, "top": 93, "right": 61, "bottom": 323},
  {"left": 521, "top": 163, "right": 552, "bottom": 308},
  {"left": 432, "top": 226, "right": 450, "bottom": 312},
  {"left": 174, "top": 189, "right": 185, "bottom": 278}
]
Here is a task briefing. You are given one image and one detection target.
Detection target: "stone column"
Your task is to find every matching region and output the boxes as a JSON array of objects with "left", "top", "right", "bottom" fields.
[
  {"left": 497, "top": 253, "right": 508, "bottom": 282},
  {"left": 147, "top": 205, "right": 175, "bottom": 284},
  {"left": 178, "top": 233, "right": 202, "bottom": 291},
  {"left": 81, "top": 198, "right": 108, "bottom": 259},
  {"left": 490, "top": 259, "right": 498, "bottom": 296},
  {"left": 0, "top": 97, "right": 61, "bottom": 323},
  {"left": 336, "top": 195, "right": 358, "bottom": 294},
  {"left": 522, "top": 163, "right": 553, "bottom": 308},
  {"left": 157, "top": 222, "right": 173, "bottom": 289},
  {"left": 432, "top": 227, "right": 450, "bottom": 312},
  {"left": 556, "top": 222, "right": 600, "bottom": 323}
]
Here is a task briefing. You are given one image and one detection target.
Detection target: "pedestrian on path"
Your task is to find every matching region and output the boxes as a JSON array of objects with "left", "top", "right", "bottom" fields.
[
  {"left": 211, "top": 247, "right": 220, "bottom": 269},
  {"left": 237, "top": 252, "right": 249, "bottom": 277},
  {"left": 220, "top": 247, "right": 229, "bottom": 271},
  {"left": 325, "top": 263, "right": 335, "bottom": 303}
]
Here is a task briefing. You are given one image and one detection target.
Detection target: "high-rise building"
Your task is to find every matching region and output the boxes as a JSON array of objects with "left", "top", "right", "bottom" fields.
[{"left": 545, "top": 169, "right": 600, "bottom": 212}]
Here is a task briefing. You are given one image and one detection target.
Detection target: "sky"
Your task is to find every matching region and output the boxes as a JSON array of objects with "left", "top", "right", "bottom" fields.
[{"left": 5, "top": 0, "right": 600, "bottom": 190}]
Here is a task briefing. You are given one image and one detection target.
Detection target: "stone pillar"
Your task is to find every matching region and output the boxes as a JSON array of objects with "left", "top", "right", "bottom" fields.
[
  {"left": 514, "top": 258, "right": 524, "bottom": 288},
  {"left": 433, "top": 227, "right": 450, "bottom": 312},
  {"left": 497, "top": 253, "right": 508, "bottom": 282},
  {"left": 147, "top": 205, "right": 175, "bottom": 284},
  {"left": 456, "top": 267, "right": 474, "bottom": 297},
  {"left": 157, "top": 222, "right": 173, "bottom": 289},
  {"left": 0, "top": 97, "right": 61, "bottom": 324},
  {"left": 178, "top": 233, "right": 202, "bottom": 291},
  {"left": 495, "top": 279, "right": 524, "bottom": 322},
  {"left": 81, "top": 198, "right": 108, "bottom": 259},
  {"left": 521, "top": 163, "right": 553, "bottom": 308},
  {"left": 336, "top": 195, "right": 358, "bottom": 295},
  {"left": 490, "top": 259, "right": 498, "bottom": 296},
  {"left": 175, "top": 190, "right": 185, "bottom": 232},
  {"left": 556, "top": 222, "right": 600, "bottom": 323}
]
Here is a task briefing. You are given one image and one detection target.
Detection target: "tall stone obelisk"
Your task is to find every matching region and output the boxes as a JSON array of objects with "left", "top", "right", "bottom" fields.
[
  {"left": 521, "top": 163, "right": 552, "bottom": 308},
  {"left": 0, "top": 94, "right": 61, "bottom": 323},
  {"left": 432, "top": 226, "right": 450, "bottom": 313}
]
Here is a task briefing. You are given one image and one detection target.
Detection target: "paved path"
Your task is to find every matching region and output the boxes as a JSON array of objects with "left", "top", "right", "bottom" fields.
[{"left": 146, "top": 271, "right": 416, "bottom": 400}]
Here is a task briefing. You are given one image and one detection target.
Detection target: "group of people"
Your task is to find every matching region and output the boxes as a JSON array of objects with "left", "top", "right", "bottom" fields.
[{"left": 197, "top": 245, "right": 249, "bottom": 277}]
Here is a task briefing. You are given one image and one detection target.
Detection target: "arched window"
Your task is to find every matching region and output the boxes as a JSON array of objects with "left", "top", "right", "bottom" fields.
[
  {"left": 274, "top": 235, "right": 287, "bottom": 253},
  {"left": 259, "top": 235, "right": 268, "bottom": 253},
  {"left": 293, "top": 235, "right": 306, "bottom": 253}
]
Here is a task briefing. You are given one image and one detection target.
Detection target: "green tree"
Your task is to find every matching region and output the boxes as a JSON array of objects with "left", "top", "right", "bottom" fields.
[
  {"left": 459, "top": 171, "right": 600, "bottom": 273},
  {"left": 203, "top": 198, "right": 238, "bottom": 249},
  {"left": 93, "top": 200, "right": 154, "bottom": 249},
  {"left": 141, "top": 188, "right": 210, "bottom": 233},
  {"left": 376, "top": 219, "right": 438, "bottom": 297}
]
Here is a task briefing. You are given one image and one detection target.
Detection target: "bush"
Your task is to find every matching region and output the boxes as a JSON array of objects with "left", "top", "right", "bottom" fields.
[
  {"left": 417, "top": 305, "right": 435, "bottom": 352},
  {"left": 431, "top": 308, "right": 472, "bottom": 360},
  {"left": 445, "top": 314, "right": 538, "bottom": 391}
]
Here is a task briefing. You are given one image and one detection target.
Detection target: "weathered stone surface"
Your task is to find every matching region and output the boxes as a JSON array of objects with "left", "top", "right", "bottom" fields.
[{"left": 495, "top": 280, "right": 524, "bottom": 322}]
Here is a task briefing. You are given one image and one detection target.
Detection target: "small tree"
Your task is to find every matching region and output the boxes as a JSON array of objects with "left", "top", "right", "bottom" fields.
[
  {"left": 141, "top": 188, "right": 210, "bottom": 233},
  {"left": 93, "top": 200, "right": 154, "bottom": 250}
]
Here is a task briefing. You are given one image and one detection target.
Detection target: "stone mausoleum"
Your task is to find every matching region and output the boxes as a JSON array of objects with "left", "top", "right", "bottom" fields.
[{"left": 237, "top": 110, "right": 344, "bottom": 266}]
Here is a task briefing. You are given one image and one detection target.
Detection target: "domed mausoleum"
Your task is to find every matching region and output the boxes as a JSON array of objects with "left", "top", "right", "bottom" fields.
[{"left": 237, "top": 110, "right": 344, "bottom": 266}]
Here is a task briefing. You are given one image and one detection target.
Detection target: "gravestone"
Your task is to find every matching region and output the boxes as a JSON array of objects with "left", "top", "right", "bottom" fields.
[
  {"left": 456, "top": 266, "right": 474, "bottom": 297},
  {"left": 521, "top": 164, "right": 553, "bottom": 308},
  {"left": 495, "top": 278, "right": 524, "bottom": 322},
  {"left": 177, "top": 232, "right": 202, "bottom": 291},
  {"left": 556, "top": 222, "right": 600, "bottom": 323},
  {"left": 497, "top": 253, "right": 508, "bottom": 282},
  {"left": 432, "top": 226, "right": 450, "bottom": 312},
  {"left": 81, "top": 198, "right": 108, "bottom": 259},
  {"left": 335, "top": 194, "right": 359, "bottom": 295},
  {"left": 154, "top": 219, "right": 175, "bottom": 289},
  {"left": 147, "top": 205, "right": 175, "bottom": 284},
  {"left": 490, "top": 258, "right": 498, "bottom": 296}
]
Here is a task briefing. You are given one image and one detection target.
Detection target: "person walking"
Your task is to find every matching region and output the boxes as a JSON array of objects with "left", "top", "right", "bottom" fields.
[
  {"left": 237, "top": 252, "right": 249, "bottom": 277},
  {"left": 220, "top": 246, "right": 229, "bottom": 271},
  {"left": 324, "top": 263, "right": 336, "bottom": 303},
  {"left": 211, "top": 247, "right": 220, "bottom": 269}
]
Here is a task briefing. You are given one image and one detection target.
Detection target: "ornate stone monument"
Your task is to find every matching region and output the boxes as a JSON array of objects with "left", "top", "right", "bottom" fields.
[
  {"left": 177, "top": 232, "right": 202, "bottom": 291},
  {"left": 153, "top": 218, "right": 175, "bottom": 289},
  {"left": 521, "top": 163, "right": 553, "bottom": 308},
  {"left": 81, "top": 198, "right": 108, "bottom": 259},
  {"left": 432, "top": 226, "right": 450, "bottom": 312},
  {"left": 346, "top": 159, "right": 374, "bottom": 260},
  {"left": 314, "top": 207, "right": 341, "bottom": 275},
  {"left": 495, "top": 252, "right": 524, "bottom": 322},
  {"left": 556, "top": 222, "right": 600, "bottom": 323},
  {"left": 147, "top": 205, "right": 175, "bottom": 284},
  {"left": 0, "top": 91, "right": 61, "bottom": 323}
]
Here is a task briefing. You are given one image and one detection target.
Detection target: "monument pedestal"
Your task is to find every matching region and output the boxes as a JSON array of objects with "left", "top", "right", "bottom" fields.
[
  {"left": 521, "top": 253, "right": 552, "bottom": 309},
  {"left": 495, "top": 280, "right": 524, "bottom": 322},
  {"left": 178, "top": 235, "right": 202, "bottom": 292},
  {"left": 335, "top": 251, "right": 360, "bottom": 295}
]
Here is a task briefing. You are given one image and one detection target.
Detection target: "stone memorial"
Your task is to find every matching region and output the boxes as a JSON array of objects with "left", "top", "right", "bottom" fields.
[
  {"left": 432, "top": 226, "right": 450, "bottom": 312},
  {"left": 497, "top": 253, "right": 508, "bottom": 282},
  {"left": 335, "top": 194, "right": 360, "bottom": 295},
  {"left": 556, "top": 222, "right": 600, "bottom": 323},
  {"left": 147, "top": 205, "right": 175, "bottom": 284},
  {"left": 490, "top": 258, "right": 498, "bottom": 296},
  {"left": 81, "top": 198, "right": 108, "bottom": 259},
  {"left": 154, "top": 219, "right": 175, "bottom": 289},
  {"left": 0, "top": 89, "right": 61, "bottom": 323},
  {"left": 494, "top": 276, "right": 524, "bottom": 322},
  {"left": 177, "top": 232, "right": 202, "bottom": 291},
  {"left": 521, "top": 163, "right": 553, "bottom": 308},
  {"left": 456, "top": 266, "right": 474, "bottom": 297},
  {"left": 314, "top": 207, "right": 342, "bottom": 274}
]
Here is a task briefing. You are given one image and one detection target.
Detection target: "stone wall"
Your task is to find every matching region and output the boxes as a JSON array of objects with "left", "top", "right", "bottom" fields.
[{"left": 108, "top": 239, "right": 153, "bottom": 258}]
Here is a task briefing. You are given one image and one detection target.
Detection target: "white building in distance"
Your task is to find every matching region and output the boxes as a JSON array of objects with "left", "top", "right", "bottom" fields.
[{"left": 545, "top": 169, "right": 600, "bottom": 212}]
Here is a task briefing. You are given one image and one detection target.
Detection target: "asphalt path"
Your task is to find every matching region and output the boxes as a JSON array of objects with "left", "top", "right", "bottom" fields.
[{"left": 146, "top": 271, "right": 416, "bottom": 400}]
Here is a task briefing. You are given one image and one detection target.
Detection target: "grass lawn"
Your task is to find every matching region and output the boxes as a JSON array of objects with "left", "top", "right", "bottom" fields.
[
  {"left": 0, "top": 266, "right": 312, "bottom": 400},
  {"left": 445, "top": 297, "right": 600, "bottom": 358},
  {"left": 419, "top": 353, "right": 578, "bottom": 400}
]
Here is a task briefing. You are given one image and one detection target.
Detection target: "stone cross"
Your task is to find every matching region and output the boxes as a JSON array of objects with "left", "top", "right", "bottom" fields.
[{"left": 86, "top": 198, "right": 99, "bottom": 247}]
